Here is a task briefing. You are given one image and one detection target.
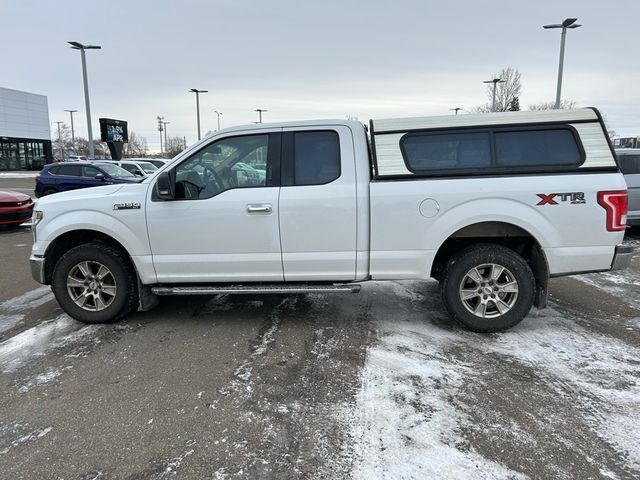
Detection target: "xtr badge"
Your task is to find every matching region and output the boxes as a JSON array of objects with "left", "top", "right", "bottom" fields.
[{"left": 536, "top": 192, "right": 585, "bottom": 206}]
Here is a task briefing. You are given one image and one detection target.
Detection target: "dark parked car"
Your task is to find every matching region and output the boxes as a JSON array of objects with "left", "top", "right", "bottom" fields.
[
  {"left": 34, "top": 162, "right": 138, "bottom": 198},
  {"left": 0, "top": 190, "right": 34, "bottom": 225}
]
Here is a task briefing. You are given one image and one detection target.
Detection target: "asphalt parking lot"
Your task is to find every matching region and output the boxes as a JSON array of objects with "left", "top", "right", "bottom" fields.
[{"left": 1, "top": 177, "right": 639, "bottom": 479}]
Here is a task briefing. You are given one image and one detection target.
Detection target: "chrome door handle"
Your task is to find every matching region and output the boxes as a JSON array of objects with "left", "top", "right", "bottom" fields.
[{"left": 247, "top": 204, "right": 272, "bottom": 214}]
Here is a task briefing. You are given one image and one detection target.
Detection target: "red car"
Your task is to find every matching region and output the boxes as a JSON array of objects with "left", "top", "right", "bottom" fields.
[{"left": 0, "top": 191, "right": 34, "bottom": 226}]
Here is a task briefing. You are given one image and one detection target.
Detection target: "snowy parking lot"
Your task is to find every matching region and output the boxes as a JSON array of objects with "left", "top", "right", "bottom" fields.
[{"left": 1, "top": 205, "right": 639, "bottom": 478}]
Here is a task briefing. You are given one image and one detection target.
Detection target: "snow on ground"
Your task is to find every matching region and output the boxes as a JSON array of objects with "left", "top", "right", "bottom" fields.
[
  {"left": 347, "top": 280, "right": 639, "bottom": 479},
  {"left": 0, "top": 314, "right": 24, "bottom": 335},
  {"left": 574, "top": 237, "right": 640, "bottom": 310},
  {"left": 17, "top": 367, "right": 69, "bottom": 393},
  {"left": 0, "top": 172, "right": 38, "bottom": 178},
  {"left": 0, "top": 286, "right": 54, "bottom": 313},
  {"left": 0, "top": 313, "right": 97, "bottom": 373},
  {"left": 0, "top": 423, "right": 52, "bottom": 455}
]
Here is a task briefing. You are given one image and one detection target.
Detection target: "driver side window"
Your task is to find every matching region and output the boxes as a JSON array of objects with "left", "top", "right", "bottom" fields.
[{"left": 174, "top": 134, "right": 269, "bottom": 200}]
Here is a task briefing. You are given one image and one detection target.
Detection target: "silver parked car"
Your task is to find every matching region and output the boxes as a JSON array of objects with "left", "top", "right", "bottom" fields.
[
  {"left": 95, "top": 159, "right": 158, "bottom": 177},
  {"left": 616, "top": 148, "right": 640, "bottom": 227}
]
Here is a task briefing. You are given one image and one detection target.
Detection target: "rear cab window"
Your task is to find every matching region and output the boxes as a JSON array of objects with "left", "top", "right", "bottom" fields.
[{"left": 293, "top": 131, "right": 341, "bottom": 185}]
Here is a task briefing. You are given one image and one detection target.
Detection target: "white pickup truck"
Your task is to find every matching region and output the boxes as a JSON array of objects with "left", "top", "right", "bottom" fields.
[{"left": 30, "top": 108, "right": 632, "bottom": 332}]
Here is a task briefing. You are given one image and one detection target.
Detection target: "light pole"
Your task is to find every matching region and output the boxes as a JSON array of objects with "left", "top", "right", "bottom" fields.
[
  {"left": 163, "top": 121, "right": 170, "bottom": 151},
  {"left": 68, "top": 41, "right": 101, "bottom": 159},
  {"left": 64, "top": 109, "right": 78, "bottom": 154},
  {"left": 189, "top": 89, "right": 208, "bottom": 140},
  {"left": 483, "top": 78, "right": 505, "bottom": 112},
  {"left": 450, "top": 107, "right": 463, "bottom": 115},
  {"left": 544, "top": 18, "right": 582, "bottom": 109},
  {"left": 213, "top": 110, "right": 223, "bottom": 130},
  {"left": 54, "top": 121, "right": 65, "bottom": 161},
  {"left": 255, "top": 108, "right": 267, "bottom": 123}
]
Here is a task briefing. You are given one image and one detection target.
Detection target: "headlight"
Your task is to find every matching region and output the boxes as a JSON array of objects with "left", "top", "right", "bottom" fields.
[{"left": 33, "top": 210, "right": 44, "bottom": 225}]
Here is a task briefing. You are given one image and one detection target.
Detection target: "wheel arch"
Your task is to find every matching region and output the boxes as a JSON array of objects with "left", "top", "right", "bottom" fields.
[
  {"left": 43, "top": 229, "right": 134, "bottom": 284},
  {"left": 431, "top": 221, "right": 550, "bottom": 308}
]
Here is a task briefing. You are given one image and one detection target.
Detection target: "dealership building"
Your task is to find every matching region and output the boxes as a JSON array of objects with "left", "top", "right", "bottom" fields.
[{"left": 0, "top": 87, "right": 52, "bottom": 171}]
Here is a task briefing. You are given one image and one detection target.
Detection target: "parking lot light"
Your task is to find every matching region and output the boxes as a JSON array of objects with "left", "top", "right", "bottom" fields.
[
  {"left": 68, "top": 41, "right": 101, "bottom": 159},
  {"left": 189, "top": 89, "right": 208, "bottom": 141},
  {"left": 543, "top": 18, "right": 582, "bottom": 109}
]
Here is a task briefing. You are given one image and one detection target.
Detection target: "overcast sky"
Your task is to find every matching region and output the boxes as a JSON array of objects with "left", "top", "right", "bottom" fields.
[{"left": 2, "top": 0, "right": 639, "bottom": 152}]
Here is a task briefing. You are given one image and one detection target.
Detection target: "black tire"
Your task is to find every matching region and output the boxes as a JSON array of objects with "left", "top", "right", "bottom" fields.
[
  {"left": 42, "top": 188, "right": 57, "bottom": 196},
  {"left": 52, "top": 243, "right": 138, "bottom": 323},
  {"left": 440, "top": 244, "right": 535, "bottom": 333}
]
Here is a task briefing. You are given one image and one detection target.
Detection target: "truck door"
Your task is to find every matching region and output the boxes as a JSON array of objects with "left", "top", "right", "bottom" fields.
[
  {"left": 279, "top": 126, "right": 357, "bottom": 281},
  {"left": 146, "top": 131, "right": 283, "bottom": 282}
]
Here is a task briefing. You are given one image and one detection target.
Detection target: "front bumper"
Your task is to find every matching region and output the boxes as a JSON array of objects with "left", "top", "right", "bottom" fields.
[
  {"left": 0, "top": 206, "right": 33, "bottom": 225},
  {"left": 611, "top": 244, "right": 634, "bottom": 270},
  {"left": 30, "top": 254, "right": 46, "bottom": 284}
]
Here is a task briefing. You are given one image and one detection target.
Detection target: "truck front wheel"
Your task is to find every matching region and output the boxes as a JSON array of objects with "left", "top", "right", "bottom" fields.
[
  {"left": 440, "top": 244, "right": 535, "bottom": 332},
  {"left": 51, "top": 243, "right": 138, "bottom": 323}
]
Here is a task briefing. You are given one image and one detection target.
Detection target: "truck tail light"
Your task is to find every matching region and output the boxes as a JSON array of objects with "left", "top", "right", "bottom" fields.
[{"left": 597, "top": 190, "right": 628, "bottom": 232}]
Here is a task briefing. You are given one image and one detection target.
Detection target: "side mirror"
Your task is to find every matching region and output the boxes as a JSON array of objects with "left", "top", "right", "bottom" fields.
[
  {"left": 156, "top": 171, "right": 174, "bottom": 200},
  {"left": 95, "top": 173, "right": 105, "bottom": 181},
  {"left": 134, "top": 169, "right": 144, "bottom": 176}
]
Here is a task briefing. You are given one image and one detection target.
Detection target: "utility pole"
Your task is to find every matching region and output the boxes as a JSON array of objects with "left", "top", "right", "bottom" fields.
[
  {"left": 449, "top": 108, "right": 463, "bottom": 115},
  {"left": 163, "top": 121, "right": 170, "bottom": 152},
  {"left": 157, "top": 116, "right": 164, "bottom": 154},
  {"left": 255, "top": 108, "right": 267, "bottom": 123},
  {"left": 483, "top": 78, "right": 505, "bottom": 112},
  {"left": 54, "top": 121, "right": 65, "bottom": 160},
  {"left": 64, "top": 109, "right": 78, "bottom": 153}
]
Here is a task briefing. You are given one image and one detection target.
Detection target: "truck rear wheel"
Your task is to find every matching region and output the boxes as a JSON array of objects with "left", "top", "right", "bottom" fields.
[
  {"left": 51, "top": 243, "right": 138, "bottom": 323},
  {"left": 440, "top": 244, "right": 535, "bottom": 332}
]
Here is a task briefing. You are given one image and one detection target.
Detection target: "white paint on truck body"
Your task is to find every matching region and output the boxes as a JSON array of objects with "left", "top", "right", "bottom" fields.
[
  {"left": 32, "top": 110, "right": 626, "bottom": 287},
  {"left": 368, "top": 173, "right": 626, "bottom": 278}
]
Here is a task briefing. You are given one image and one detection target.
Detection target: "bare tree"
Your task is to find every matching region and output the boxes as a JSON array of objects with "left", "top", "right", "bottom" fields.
[
  {"left": 75, "top": 138, "right": 109, "bottom": 159},
  {"left": 53, "top": 123, "right": 73, "bottom": 159},
  {"left": 476, "top": 67, "right": 522, "bottom": 112},
  {"left": 123, "top": 131, "right": 149, "bottom": 158},
  {"left": 164, "top": 136, "right": 186, "bottom": 158},
  {"left": 529, "top": 100, "right": 577, "bottom": 110}
]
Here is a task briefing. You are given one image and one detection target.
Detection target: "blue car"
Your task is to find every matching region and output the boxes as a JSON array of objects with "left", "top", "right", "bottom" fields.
[{"left": 35, "top": 162, "right": 138, "bottom": 198}]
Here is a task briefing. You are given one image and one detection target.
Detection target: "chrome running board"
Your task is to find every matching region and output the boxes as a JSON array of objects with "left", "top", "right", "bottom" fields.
[{"left": 151, "top": 283, "right": 361, "bottom": 296}]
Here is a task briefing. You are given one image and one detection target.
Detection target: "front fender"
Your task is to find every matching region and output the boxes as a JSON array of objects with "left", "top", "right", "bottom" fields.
[
  {"left": 34, "top": 209, "right": 150, "bottom": 257},
  {"left": 32, "top": 208, "right": 157, "bottom": 284}
]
